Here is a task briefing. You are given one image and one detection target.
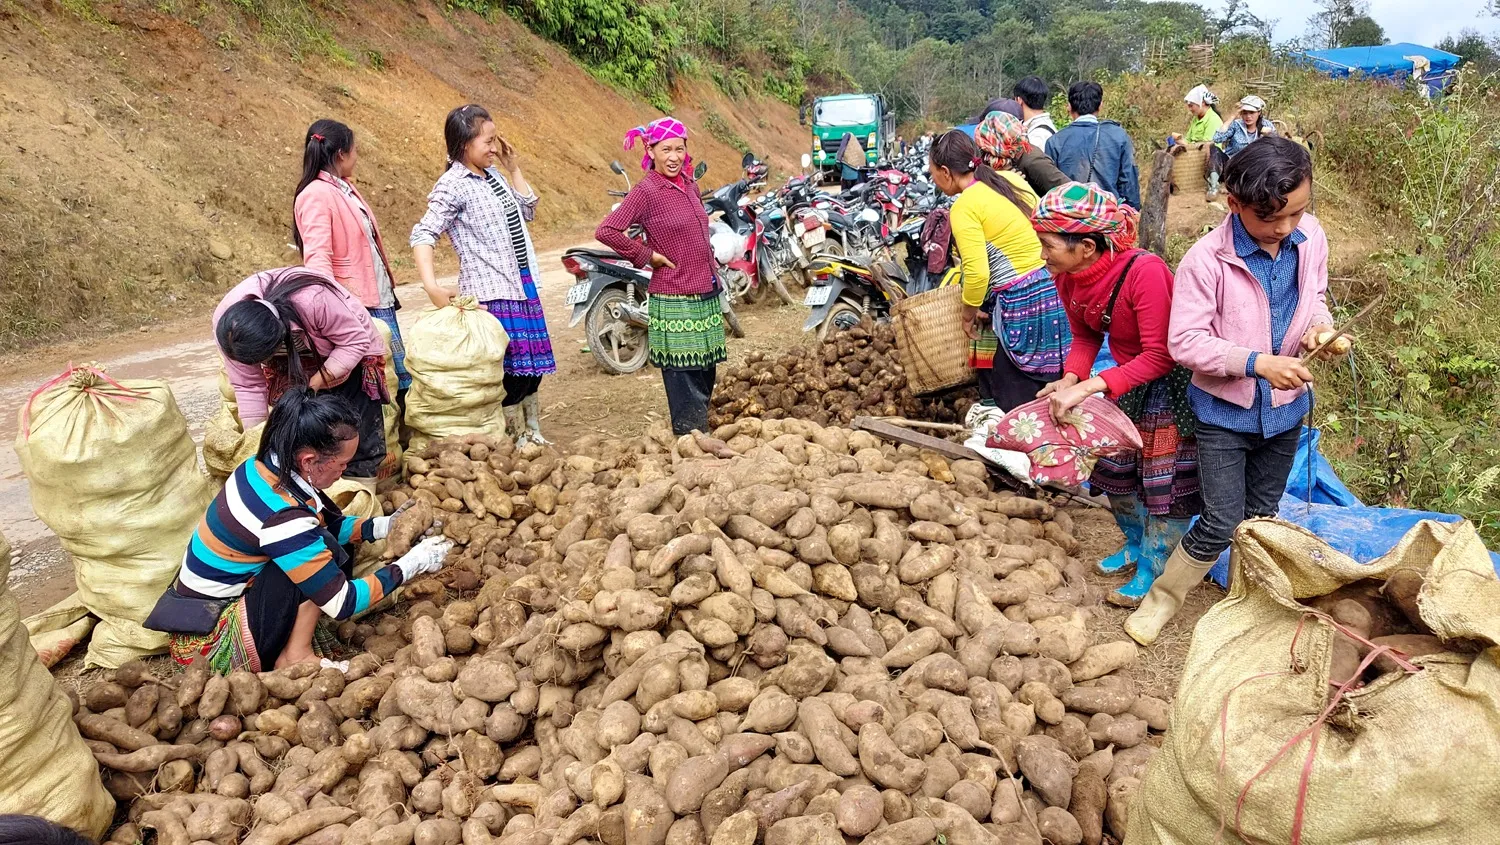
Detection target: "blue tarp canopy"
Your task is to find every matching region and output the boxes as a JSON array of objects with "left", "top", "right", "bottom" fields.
[{"left": 1301, "top": 42, "right": 1461, "bottom": 79}]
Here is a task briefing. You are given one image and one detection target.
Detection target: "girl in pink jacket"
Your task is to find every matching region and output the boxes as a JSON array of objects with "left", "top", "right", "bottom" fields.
[
  {"left": 292, "top": 120, "right": 408, "bottom": 395},
  {"left": 1127, "top": 137, "right": 1349, "bottom": 646}
]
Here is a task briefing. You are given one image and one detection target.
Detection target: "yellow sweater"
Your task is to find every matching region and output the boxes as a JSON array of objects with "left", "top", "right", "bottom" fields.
[{"left": 951, "top": 179, "right": 1045, "bottom": 307}]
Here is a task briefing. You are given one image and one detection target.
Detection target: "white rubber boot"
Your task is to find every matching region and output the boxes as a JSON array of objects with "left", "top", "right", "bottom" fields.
[
  {"left": 503, "top": 404, "right": 524, "bottom": 443},
  {"left": 521, "top": 394, "right": 550, "bottom": 445},
  {"left": 1124, "top": 543, "right": 1215, "bottom": 646}
]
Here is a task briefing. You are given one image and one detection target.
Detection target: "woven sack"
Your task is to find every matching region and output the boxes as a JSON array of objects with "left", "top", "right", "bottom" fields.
[
  {"left": 1130, "top": 518, "right": 1500, "bottom": 844},
  {"left": 372, "top": 319, "right": 404, "bottom": 482},
  {"left": 16, "top": 366, "right": 216, "bottom": 668},
  {"left": 203, "top": 369, "right": 262, "bottom": 480},
  {"left": 405, "top": 296, "right": 509, "bottom": 450},
  {"left": 892, "top": 284, "right": 975, "bottom": 395},
  {"left": 0, "top": 529, "right": 114, "bottom": 837},
  {"left": 1170, "top": 142, "right": 1211, "bottom": 193}
]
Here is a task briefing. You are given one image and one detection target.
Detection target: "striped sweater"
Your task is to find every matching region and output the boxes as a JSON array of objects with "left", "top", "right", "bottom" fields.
[{"left": 178, "top": 457, "right": 404, "bottom": 619}]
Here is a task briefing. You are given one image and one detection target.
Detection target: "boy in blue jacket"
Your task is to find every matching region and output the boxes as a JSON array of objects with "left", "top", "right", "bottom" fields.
[{"left": 1046, "top": 81, "right": 1142, "bottom": 209}]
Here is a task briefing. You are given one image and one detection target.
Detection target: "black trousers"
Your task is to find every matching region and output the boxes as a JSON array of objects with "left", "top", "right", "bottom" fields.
[
  {"left": 244, "top": 541, "right": 353, "bottom": 668},
  {"left": 662, "top": 366, "right": 716, "bottom": 435},
  {"left": 1208, "top": 145, "right": 1230, "bottom": 179},
  {"left": 1181, "top": 422, "right": 1300, "bottom": 562},
  {"left": 502, "top": 374, "right": 543, "bottom": 406},
  {"left": 975, "top": 352, "right": 1054, "bottom": 413},
  {"left": 327, "top": 369, "right": 386, "bottom": 478}
]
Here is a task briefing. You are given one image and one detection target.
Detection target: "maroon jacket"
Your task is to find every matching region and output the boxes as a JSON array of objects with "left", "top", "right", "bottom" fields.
[{"left": 595, "top": 170, "right": 716, "bottom": 295}]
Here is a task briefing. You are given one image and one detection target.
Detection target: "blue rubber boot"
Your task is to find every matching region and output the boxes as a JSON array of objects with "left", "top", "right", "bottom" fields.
[
  {"left": 1096, "top": 494, "right": 1147, "bottom": 576},
  {"left": 1108, "top": 516, "right": 1193, "bottom": 608}
]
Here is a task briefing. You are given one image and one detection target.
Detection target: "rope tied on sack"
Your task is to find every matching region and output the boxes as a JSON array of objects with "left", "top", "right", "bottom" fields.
[
  {"left": 1213, "top": 607, "right": 1425, "bottom": 845},
  {"left": 21, "top": 363, "right": 148, "bottom": 437}
]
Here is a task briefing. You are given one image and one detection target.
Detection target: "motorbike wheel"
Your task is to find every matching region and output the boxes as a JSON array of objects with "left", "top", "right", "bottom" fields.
[
  {"left": 586, "top": 288, "right": 650, "bottom": 375},
  {"left": 817, "top": 300, "right": 863, "bottom": 342},
  {"left": 722, "top": 302, "right": 746, "bottom": 339},
  {"left": 769, "top": 271, "right": 795, "bottom": 306}
]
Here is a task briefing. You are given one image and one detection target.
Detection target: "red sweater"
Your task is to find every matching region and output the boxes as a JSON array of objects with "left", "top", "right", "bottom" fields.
[
  {"left": 595, "top": 170, "right": 716, "bottom": 296},
  {"left": 1057, "top": 248, "right": 1176, "bottom": 398}
]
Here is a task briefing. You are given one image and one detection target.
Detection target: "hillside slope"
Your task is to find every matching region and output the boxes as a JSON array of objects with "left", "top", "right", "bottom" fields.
[{"left": 0, "top": 0, "right": 808, "bottom": 346}]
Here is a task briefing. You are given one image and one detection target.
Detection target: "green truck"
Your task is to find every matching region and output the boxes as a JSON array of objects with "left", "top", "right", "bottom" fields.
[{"left": 808, "top": 93, "right": 896, "bottom": 173}]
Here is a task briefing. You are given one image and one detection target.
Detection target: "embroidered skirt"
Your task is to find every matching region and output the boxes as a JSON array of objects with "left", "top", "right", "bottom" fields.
[
  {"left": 483, "top": 269, "right": 557, "bottom": 377},
  {"left": 648, "top": 291, "right": 727, "bottom": 370},
  {"left": 969, "top": 266, "right": 1070, "bottom": 377},
  {"left": 1090, "top": 366, "right": 1202, "bottom": 518}
]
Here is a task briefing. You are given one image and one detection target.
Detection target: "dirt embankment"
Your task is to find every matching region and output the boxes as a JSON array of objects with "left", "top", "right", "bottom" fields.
[{"left": 0, "top": 0, "right": 809, "bottom": 348}]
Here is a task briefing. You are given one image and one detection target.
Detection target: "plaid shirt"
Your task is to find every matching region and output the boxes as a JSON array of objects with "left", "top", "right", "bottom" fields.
[
  {"left": 595, "top": 170, "right": 716, "bottom": 295},
  {"left": 410, "top": 163, "right": 540, "bottom": 302}
]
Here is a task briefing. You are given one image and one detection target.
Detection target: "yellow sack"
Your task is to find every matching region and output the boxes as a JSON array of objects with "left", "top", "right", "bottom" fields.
[
  {"left": 1130, "top": 518, "right": 1500, "bottom": 844},
  {"left": 405, "top": 295, "right": 508, "bottom": 451},
  {"left": 22, "top": 592, "right": 96, "bottom": 669},
  {"left": 15, "top": 366, "right": 216, "bottom": 668},
  {"left": 203, "top": 369, "right": 263, "bottom": 480},
  {"left": 372, "top": 319, "right": 404, "bottom": 483},
  {"left": 0, "top": 529, "right": 115, "bottom": 837}
]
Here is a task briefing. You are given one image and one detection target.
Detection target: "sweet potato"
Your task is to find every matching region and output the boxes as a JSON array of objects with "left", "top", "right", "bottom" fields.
[
  {"left": 835, "top": 785, "right": 882, "bottom": 837},
  {"left": 386, "top": 500, "right": 437, "bottom": 558},
  {"left": 1016, "top": 736, "right": 1076, "bottom": 808},
  {"left": 858, "top": 723, "right": 926, "bottom": 793},
  {"left": 1068, "top": 641, "right": 1138, "bottom": 682},
  {"left": 1381, "top": 569, "right": 1428, "bottom": 631}
]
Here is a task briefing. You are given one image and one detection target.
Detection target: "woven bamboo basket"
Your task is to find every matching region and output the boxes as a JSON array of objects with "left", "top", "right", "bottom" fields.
[
  {"left": 1171, "top": 142, "right": 1210, "bottom": 193},
  {"left": 891, "top": 284, "right": 975, "bottom": 395}
]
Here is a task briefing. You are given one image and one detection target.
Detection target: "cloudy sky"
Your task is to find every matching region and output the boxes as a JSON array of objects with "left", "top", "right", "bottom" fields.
[{"left": 1236, "top": 0, "right": 1499, "bottom": 46}]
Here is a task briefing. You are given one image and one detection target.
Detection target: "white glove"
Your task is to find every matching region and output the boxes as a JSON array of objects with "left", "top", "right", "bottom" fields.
[
  {"left": 396, "top": 536, "right": 453, "bottom": 581},
  {"left": 372, "top": 499, "right": 418, "bottom": 540}
]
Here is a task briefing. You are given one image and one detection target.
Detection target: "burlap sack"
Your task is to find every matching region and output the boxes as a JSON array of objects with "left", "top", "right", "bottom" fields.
[
  {"left": 1130, "top": 517, "right": 1500, "bottom": 844},
  {"left": 404, "top": 296, "right": 508, "bottom": 451},
  {"left": 22, "top": 592, "right": 96, "bottom": 668},
  {"left": 15, "top": 366, "right": 216, "bottom": 668},
  {"left": 0, "top": 530, "right": 115, "bottom": 837},
  {"left": 203, "top": 369, "right": 262, "bottom": 480},
  {"left": 372, "top": 318, "right": 404, "bottom": 483}
]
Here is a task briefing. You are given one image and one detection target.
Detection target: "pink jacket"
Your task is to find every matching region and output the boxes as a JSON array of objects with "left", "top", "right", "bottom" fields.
[
  {"left": 294, "top": 173, "right": 394, "bottom": 308},
  {"left": 213, "top": 269, "right": 383, "bottom": 427},
  {"left": 1169, "top": 213, "right": 1333, "bottom": 410}
]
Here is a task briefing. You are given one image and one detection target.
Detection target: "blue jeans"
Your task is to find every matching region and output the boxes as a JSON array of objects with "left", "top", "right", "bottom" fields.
[{"left": 1181, "top": 422, "right": 1299, "bottom": 562}]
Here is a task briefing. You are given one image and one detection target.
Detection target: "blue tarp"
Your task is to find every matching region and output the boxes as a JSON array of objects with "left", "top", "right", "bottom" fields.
[{"left": 1300, "top": 42, "right": 1461, "bottom": 79}]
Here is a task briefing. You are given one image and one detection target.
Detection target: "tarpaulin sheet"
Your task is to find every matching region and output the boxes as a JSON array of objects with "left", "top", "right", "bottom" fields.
[{"left": 1300, "top": 42, "right": 1461, "bottom": 79}]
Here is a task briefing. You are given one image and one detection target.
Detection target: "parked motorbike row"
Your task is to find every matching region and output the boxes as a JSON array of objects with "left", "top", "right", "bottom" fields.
[{"left": 561, "top": 151, "right": 957, "bottom": 374}]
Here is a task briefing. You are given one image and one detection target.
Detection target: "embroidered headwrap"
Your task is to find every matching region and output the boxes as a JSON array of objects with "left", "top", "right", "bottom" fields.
[
  {"left": 1030, "top": 182, "right": 1139, "bottom": 252},
  {"left": 974, "top": 112, "right": 1031, "bottom": 169},
  {"left": 623, "top": 117, "right": 690, "bottom": 171}
]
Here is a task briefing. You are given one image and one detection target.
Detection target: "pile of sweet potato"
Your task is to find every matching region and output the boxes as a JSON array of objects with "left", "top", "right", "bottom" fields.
[
  {"left": 708, "top": 323, "right": 978, "bottom": 428},
  {"left": 78, "top": 418, "right": 1167, "bottom": 845}
]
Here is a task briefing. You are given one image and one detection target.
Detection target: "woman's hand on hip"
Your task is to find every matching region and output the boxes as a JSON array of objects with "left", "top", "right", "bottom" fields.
[
  {"left": 1254, "top": 354, "right": 1313, "bottom": 390},
  {"left": 1036, "top": 372, "right": 1080, "bottom": 399},
  {"left": 650, "top": 252, "right": 677, "bottom": 270},
  {"left": 960, "top": 303, "right": 982, "bottom": 340}
]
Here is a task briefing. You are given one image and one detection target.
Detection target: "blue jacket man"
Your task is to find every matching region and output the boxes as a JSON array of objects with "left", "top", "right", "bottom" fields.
[{"left": 1045, "top": 81, "right": 1142, "bottom": 209}]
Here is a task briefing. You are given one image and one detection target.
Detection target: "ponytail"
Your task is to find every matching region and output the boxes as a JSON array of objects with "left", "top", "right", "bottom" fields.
[
  {"left": 930, "top": 130, "right": 1031, "bottom": 216},
  {"left": 258, "top": 385, "right": 360, "bottom": 489},
  {"left": 216, "top": 269, "right": 344, "bottom": 388},
  {"left": 293, "top": 119, "right": 355, "bottom": 252}
]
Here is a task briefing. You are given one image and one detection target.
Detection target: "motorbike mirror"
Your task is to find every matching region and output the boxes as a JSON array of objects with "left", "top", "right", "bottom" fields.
[
  {"left": 609, "top": 160, "right": 624, "bottom": 175},
  {"left": 800, "top": 153, "right": 812, "bottom": 169},
  {"left": 694, "top": 161, "right": 708, "bottom": 180},
  {"left": 741, "top": 152, "right": 756, "bottom": 168}
]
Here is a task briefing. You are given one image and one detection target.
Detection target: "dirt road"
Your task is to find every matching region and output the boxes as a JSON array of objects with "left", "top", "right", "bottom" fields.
[{"left": 1, "top": 247, "right": 811, "bottom": 616}]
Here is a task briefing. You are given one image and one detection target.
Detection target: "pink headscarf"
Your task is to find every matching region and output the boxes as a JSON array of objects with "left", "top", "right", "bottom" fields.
[{"left": 623, "top": 117, "right": 690, "bottom": 171}]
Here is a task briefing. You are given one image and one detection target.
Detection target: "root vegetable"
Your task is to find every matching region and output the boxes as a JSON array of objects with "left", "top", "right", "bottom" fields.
[
  {"left": 94, "top": 743, "right": 200, "bottom": 773},
  {"left": 78, "top": 713, "right": 159, "bottom": 751},
  {"left": 1068, "top": 641, "right": 1138, "bottom": 682},
  {"left": 243, "top": 808, "right": 357, "bottom": 845}
]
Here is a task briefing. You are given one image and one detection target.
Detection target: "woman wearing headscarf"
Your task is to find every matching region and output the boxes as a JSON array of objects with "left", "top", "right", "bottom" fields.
[
  {"left": 1207, "top": 94, "right": 1276, "bottom": 197},
  {"left": 836, "top": 132, "right": 866, "bottom": 191},
  {"left": 213, "top": 267, "right": 389, "bottom": 482},
  {"left": 292, "top": 119, "right": 410, "bottom": 397},
  {"left": 1031, "top": 182, "right": 1201, "bottom": 607},
  {"left": 928, "top": 130, "right": 1069, "bottom": 411},
  {"left": 410, "top": 104, "right": 556, "bottom": 445},
  {"left": 974, "top": 111, "right": 1069, "bottom": 200},
  {"left": 595, "top": 118, "right": 725, "bottom": 435}
]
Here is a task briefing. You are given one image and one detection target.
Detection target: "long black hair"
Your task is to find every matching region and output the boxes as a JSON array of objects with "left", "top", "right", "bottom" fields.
[
  {"left": 293, "top": 119, "right": 355, "bottom": 252},
  {"left": 215, "top": 269, "right": 344, "bottom": 388},
  {"left": 929, "top": 130, "right": 1031, "bottom": 215},
  {"left": 444, "top": 104, "right": 491, "bottom": 169},
  {"left": 258, "top": 386, "right": 360, "bottom": 487}
]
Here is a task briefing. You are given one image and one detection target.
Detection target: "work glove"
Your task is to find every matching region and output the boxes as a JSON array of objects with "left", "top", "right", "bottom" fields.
[{"left": 395, "top": 536, "right": 453, "bottom": 582}]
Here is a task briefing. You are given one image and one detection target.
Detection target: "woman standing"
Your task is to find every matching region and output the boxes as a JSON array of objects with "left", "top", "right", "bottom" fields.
[
  {"left": 410, "top": 104, "right": 556, "bottom": 445},
  {"left": 292, "top": 119, "right": 410, "bottom": 396},
  {"left": 974, "top": 112, "right": 1069, "bottom": 201},
  {"left": 155, "top": 387, "right": 450, "bottom": 672},
  {"left": 596, "top": 118, "right": 724, "bottom": 436},
  {"left": 214, "top": 268, "right": 389, "bottom": 482},
  {"left": 928, "top": 130, "right": 1069, "bottom": 411},
  {"left": 1032, "top": 182, "right": 1201, "bottom": 606}
]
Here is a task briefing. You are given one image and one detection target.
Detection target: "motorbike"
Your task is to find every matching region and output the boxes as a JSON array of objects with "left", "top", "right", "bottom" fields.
[
  {"left": 562, "top": 160, "right": 744, "bottom": 375},
  {"left": 704, "top": 157, "right": 794, "bottom": 306},
  {"left": 801, "top": 250, "right": 908, "bottom": 340}
]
